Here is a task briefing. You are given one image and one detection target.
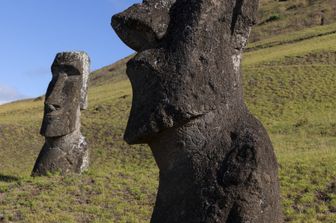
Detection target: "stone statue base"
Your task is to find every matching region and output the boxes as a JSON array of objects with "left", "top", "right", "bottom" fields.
[{"left": 32, "top": 131, "right": 89, "bottom": 176}]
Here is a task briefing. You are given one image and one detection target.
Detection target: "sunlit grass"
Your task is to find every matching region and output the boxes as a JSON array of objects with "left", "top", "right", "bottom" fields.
[{"left": 244, "top": 33, "right": 336, "bottom": 66}]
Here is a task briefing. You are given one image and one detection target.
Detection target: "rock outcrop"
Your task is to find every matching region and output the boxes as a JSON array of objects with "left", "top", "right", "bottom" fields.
[
  {"left": 32, "top": 51, "right": 90, "bottom": 176},
  {"left": 112, "top": 0, "right": 283, "bottom": 222}
]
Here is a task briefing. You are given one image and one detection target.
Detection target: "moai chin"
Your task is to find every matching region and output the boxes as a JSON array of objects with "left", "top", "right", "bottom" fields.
[
  {"left": 32, "top": 51, "right": 90, "bottom": 176},
  {"left": 112, "top": 0, "right": 283, "bottom": 222}
]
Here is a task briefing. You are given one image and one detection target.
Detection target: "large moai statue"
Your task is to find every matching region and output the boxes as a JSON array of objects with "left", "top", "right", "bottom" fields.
[
  {"left": 112, "top": 0, "right": 283, "bottom": 222},
  {"left": 32, "top": 52, "right": 90, "bottom": 176}
]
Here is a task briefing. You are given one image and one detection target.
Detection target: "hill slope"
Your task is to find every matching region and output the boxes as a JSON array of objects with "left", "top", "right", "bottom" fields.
[
  {"left": 252, "top": 0, "right": 336, "bottom": 41},
  {"left": 0, "top": 19, "right": 336, "bottom": 223}
]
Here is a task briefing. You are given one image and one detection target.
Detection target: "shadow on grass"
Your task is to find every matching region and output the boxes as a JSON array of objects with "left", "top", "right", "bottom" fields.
[{"left": 0, "top": 174, "right": 19, "bottom": 182}]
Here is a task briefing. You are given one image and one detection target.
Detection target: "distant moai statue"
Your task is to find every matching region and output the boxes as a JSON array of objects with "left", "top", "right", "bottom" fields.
[
  {"left": 112, "top": 0, "right": 283, "bottom": 222},
  {"left": 32, "top": 52, "right": 90, "bottom": 176}
]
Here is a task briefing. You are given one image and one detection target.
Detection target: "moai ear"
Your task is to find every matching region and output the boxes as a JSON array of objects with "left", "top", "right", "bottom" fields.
[
  {"left": 111, "top": 0, "right": 175, "bottom": 52},
  {"left": 80, "top": 53, "right": 90, "bottom": 110},
  {"left": 230, "top": 0, "right": 259, "bottom": 51}
]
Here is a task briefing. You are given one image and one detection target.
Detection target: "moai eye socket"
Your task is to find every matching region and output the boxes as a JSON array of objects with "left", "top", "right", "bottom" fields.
[
  {"left": 62, "top": 65, "right": 81, "bottom": 76},
  {"left": 52, "top": 65, "right": 81, "bottom": 77}
]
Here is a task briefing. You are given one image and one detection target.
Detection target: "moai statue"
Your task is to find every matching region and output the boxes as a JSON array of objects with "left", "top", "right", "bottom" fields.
[
  {"left": 32, "top": 52, "right": 90, "bottom": 176},
  {"left": 112, "top": 0, "right": 283, "bottom": 222}
]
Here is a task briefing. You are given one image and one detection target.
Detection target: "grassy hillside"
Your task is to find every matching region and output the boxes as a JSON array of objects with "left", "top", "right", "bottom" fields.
[
  {"left": 0, "top": 19, "right": 336, "bottom": 223},
  {"left": 252, "top": 0, "right": 336, "bottom": 41}
]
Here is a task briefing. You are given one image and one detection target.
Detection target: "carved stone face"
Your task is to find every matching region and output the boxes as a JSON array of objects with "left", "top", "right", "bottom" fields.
[
  {"left": 40, "top": 52, "right": 89, "bottom": 137},
  {"left": 112, "top": 0, "right": 258, "bottom": 144}
]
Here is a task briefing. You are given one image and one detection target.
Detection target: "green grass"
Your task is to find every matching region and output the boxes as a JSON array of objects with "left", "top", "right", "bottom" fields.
[
  {"left": 0, "top": 76, "right": 158, "bottom": 223},
  {"left": 248, "top": 22, "right": 336, "bottom": 51},
  {"left": 252, "top": 0, "right": 336, "bottom": 41},
  {"left": 244, "top": 32, "right": 336, "bottom": 66},
  {"left": 0, "top": 16, "right": 336, "bottom": 223}
]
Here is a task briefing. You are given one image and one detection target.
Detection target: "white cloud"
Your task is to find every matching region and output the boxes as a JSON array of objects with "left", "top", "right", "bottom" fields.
[{"left": 0, "top": 85, "right": 26, "bottom": 103}]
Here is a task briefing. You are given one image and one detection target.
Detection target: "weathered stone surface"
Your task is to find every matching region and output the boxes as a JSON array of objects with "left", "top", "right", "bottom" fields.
[
  {"left": 113, "top": 0, "right": 283, "bottom": 222},
  {"left": 112, "top": 0, "right": 175, "bottom": 52},
  {"left": 32, "top": 52, "right": 90, "bottom": 176}
]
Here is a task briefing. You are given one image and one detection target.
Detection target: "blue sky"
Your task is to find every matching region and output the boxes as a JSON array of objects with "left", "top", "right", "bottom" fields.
[{"left": 0, "top": 0, "right": 140, "bottom": 104}]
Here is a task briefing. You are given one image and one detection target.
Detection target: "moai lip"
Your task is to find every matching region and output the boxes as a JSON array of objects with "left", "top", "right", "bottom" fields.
[
  {"left": 32, "top": 51, "right": 90, "bottom": 176},
  {"left": 113, "top": 0, "right": 283, "bottom": 222}
]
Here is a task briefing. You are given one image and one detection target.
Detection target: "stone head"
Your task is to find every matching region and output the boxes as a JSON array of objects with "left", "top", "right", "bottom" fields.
[
  {"left": 112, "top": 0, "right": 259, "bottom": 144},
  {"left": 40, "top": 51, "right": 90, "bottom": 137}
]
